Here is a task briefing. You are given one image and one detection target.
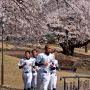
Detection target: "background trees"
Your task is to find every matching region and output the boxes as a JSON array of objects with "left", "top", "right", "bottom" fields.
[
  {"left": 0, "top": 0, "right": 90, "bottom": 55},
  {"left": 46, "top": 0, "right": 90, "bottom": 55}
]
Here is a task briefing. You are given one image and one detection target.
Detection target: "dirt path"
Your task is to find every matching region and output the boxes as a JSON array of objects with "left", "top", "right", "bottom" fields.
[
  {"left": 0, "top": 87, "right": 21, "bottom": 90},
  {"left": 0, "top": 86, "right": 61, "bottom": 90}
]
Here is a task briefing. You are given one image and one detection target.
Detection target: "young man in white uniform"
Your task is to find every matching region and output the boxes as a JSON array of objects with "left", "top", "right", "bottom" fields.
[
  {"left": 18, "top": 50, "right": 34, "bottom": 90},
  {"left": 31, "top": 49, "right": 38, "bottom": 90},
  {"left": 36, "top": 44, "right": 54, "bottom": 90},
  {"left": 49, "top": 59, "right": 59, "bottom": 90}
]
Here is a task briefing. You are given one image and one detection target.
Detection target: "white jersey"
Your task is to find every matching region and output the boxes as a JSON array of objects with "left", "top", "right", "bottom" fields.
[
  {"left": 37, "top": 53, "right": 55, "bottom": 73},
  {"left": 50, "top": 59, "right": 58, "bottom": 74},
  {"left": 30, "top": 57, "right": 36, "bottom": 66},
  {"left": 31, "top": 57, "right": 38, "bottom": 75},
  {"left": 18, "top": 58, "right": 35, "bottom": 73}
]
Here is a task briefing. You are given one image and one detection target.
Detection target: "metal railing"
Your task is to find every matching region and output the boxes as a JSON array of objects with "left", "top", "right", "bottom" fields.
[{"left": 60, "top": 76, "right": 90, "bottom": 90}]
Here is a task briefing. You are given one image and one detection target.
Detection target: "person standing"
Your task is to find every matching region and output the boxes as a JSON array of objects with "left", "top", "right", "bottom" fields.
[
  {"left": 49, "top": 59, "right": 59, "bottom": 90},
  {"left": 36, "top": 44, "right": 54, "bottom": 90},
  {"left": 18, "top": 50, "right": 34, "bottom": 90},
  {"left": 31, "top": 49, "right": 38, "bottom": 90}
]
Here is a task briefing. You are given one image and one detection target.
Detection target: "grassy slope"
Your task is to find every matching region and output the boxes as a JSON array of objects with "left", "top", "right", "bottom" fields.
[
  {"left": 0, "top": 55, "right": 23, "bottom": 89},
  {"left": 0, "top": 42, "right": 15, "bottom": 49},
  {"left": 0, "top": 42, "right": 90, "bottom": 89},
  {"left": 0, "top": 42, "right": 32, "bottom": 50},
  {"left": 0, "top": 55, "right": 90, "bottom": 89}
]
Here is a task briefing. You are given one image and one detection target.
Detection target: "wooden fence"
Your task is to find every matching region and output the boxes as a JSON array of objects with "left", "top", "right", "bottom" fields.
[{"left": 60, "top": 76, "right": 90, "bottom": 90}]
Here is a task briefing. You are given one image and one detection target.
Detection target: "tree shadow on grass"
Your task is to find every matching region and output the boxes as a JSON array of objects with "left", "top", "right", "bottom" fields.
[
  {"left": 9, "top": 54, "right": 24, "bottom": 59},
  {"left": 74, "top": 52, "right": 90, "bottom": 60}
]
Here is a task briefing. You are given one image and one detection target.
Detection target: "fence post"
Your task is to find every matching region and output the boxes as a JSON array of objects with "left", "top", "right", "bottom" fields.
[
  {"left": 73, "top": 82, "right": 76, "bottom": 90},
  {"left": 80, "top": 80, "right": 83, "bottom": 90},
  {"left": 85, "top": 80, "right": 88, "bottom": 89},
  {"left": 77, "top": 77, "right": 80, "bottom": 90},
  {"left": 61, "top": 76, "right": 90, "bottom": 90},
  {"left": 87, "top": 80, "right": 89, "bottom": 88},
  {"left": 89, "top": 80, "right": 90, "bottom": 88},
  {"left": 83, "top": 80, "right": 86, "bottom": 90},
  {"left": 66, "top": 83, "right": 68, "bottom": 90},
  {"left": 64, "top": 78, "right": 66, "bottom": 90},
  {"left": 70, "top": 82, "right": 73, "bottom": 90}
]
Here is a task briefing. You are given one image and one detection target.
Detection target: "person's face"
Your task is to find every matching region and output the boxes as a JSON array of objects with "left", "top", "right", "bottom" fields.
[
  {"left": 45, "top": 46, "right": 52, "bottom": 54},
  {"left": 32, "top": 51, "right": 38, "bottom": 58},
  {"left": 25, "top": 52, "right": 30, "bottom": 59}
]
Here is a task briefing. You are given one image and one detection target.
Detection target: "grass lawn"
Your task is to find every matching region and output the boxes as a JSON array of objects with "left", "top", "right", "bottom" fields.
[
  {"left": 0, "top": 42, "right": 15, "bottom": 50},
  {"left": 0, "top": 42, "right": 90, "bottom": 89},
  {"left": 0, "top": 42, "right": 32, "bottom": 51},
  {"left": 0, "top": 55, "right": 90, "bottom": 89},
  {"left": 0, "top": 55, "right": 23, "bottom": 89}
]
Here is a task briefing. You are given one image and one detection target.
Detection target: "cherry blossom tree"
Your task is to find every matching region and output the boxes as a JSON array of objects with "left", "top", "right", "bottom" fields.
[
  {"left": 0, "top": 0, "right": 47, "bottom": 43},
  {"left": 46, "top": 0, "right": 90, "bottom": 55},
  {"left": 0, "top": 0, "right": 90, "bottom": 55}
]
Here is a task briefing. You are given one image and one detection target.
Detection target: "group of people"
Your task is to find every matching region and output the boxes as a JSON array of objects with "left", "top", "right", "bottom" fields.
[{"left": 18, "top": 44, "right": 59, "bottom": 90}]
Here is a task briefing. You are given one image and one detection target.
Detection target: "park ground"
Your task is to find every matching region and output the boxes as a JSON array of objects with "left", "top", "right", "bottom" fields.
[{"left": 0, "top": 42, "right": 90, "bottom": 90}]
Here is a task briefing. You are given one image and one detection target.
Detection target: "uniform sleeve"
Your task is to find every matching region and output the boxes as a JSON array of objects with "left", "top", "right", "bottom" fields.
[
  {"left": 35, "top": 54, "right": 44, "bottom": 66},
  {"left": 32, "top": 59, "right": 36, "bottom": 66},
  {"left": 50, "top": 54, "right": 55, "bottom": 62},
  {"left": 36, "top": 54, "right": 44, "bottom": 63},
  {"left": 56, "top": 60, "right": 59, "bottom": 67},
  {"left": 18, "top": 59, "right": 24, "bottom": 66},
  {"left": 52, "top": 54, "right": 55, "bottom": 60},
  {"left": 56, "top": 60, "right": 60, "bottom": 70}
]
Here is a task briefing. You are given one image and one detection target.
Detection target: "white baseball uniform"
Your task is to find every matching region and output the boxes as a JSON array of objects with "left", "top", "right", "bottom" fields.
[
  {"left": 18, "top": 58, "right": 34, "bottom": 90},
  {"left": 31, "top": 57, "right": 38, "bottom": 90},
  {"left": 36, "top": 53, "right": 54, "bottom": 90},
  {"left": 49, "top": 59, "right": 59, "bottom": 90}
]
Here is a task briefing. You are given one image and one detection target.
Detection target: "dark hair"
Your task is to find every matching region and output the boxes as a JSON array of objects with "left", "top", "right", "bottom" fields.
[
  {"left": 45, "top": 44, "right": 51, "bottom": 49},
  {"left": 25, "top": 50, "right": 31, "bottom": 54},
  {"left": 32, "top": 49, "right": 38, "bottom": 53}
]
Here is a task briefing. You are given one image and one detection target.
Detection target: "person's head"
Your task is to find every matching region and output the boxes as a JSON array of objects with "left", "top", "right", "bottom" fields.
[
  {"left": 25, "top": 50, "right": 31, "bottom": 59},
  {"left": 32, "top": 49, "right": 38, "bottom": 58},
  {"left": 45, "top": 44, "right": 52, "bottom": 55},
  {"left": 51, "top": 49, "right": 56, "bottom": 54}
]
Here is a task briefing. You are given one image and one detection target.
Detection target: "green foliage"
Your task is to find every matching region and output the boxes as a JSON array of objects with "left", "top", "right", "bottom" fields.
[{"left": 45, "top": 33, "right": 57, "bottom": 44}]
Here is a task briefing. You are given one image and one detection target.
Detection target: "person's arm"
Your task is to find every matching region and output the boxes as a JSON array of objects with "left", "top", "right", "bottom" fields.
[
  {"left": 18, "top": 59, "right": 26, "bottom": 69},
  {"left": 35, "top": 54, "right": 44, "bottom": 66},
  {"left": 50, "top": 60, "right": 59, "bottom": 70},
  {"left": 56, "top": 60, "right": 60, "bottom": 71},
  {"left": 35, "top": 61, "right": 43, "bottom": 66},
  {"left": 56, "top": 66, "right": 59, "bottom": 70},
  {"left": 19, "top": 63, "right": 26, "bottom": 69},
  {"left": 50, "top": 62, "right": 56, "bottom": 70}
]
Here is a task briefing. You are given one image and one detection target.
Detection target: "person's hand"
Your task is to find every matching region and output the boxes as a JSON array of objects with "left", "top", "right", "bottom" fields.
[
  {"left": 50, "top": 63, "right": 54, "bottom": 67},
  {"left": 20, "top": 62, "right": 26, "bottom": 69},
  {"left": 32, "top": 68, "right": 36, "bottom": 71},
  {"left": 43, "top": 61, "right": 48, "bottom": 66}
]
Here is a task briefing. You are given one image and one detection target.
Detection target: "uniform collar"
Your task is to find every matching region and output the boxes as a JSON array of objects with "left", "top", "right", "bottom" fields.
[
  {"left": 44, "top": 52, "right": 50, "bottom": 56},
  {"left": 25, "top": 58, "right": 30, "bottom": 60}
]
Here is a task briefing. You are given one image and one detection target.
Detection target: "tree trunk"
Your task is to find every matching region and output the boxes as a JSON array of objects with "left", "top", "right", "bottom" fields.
[
  {"left": 85, "top": 44, "right": 88, "bottom": 52},
  {"left": 60, "top": 40, "right": 90, "bottom": 56},
  {"left": 60, "top": 43, "right": 74, "bottom": 56},
  {"left": 69, "top": 47, "right": 74, "bottom": 56}
]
